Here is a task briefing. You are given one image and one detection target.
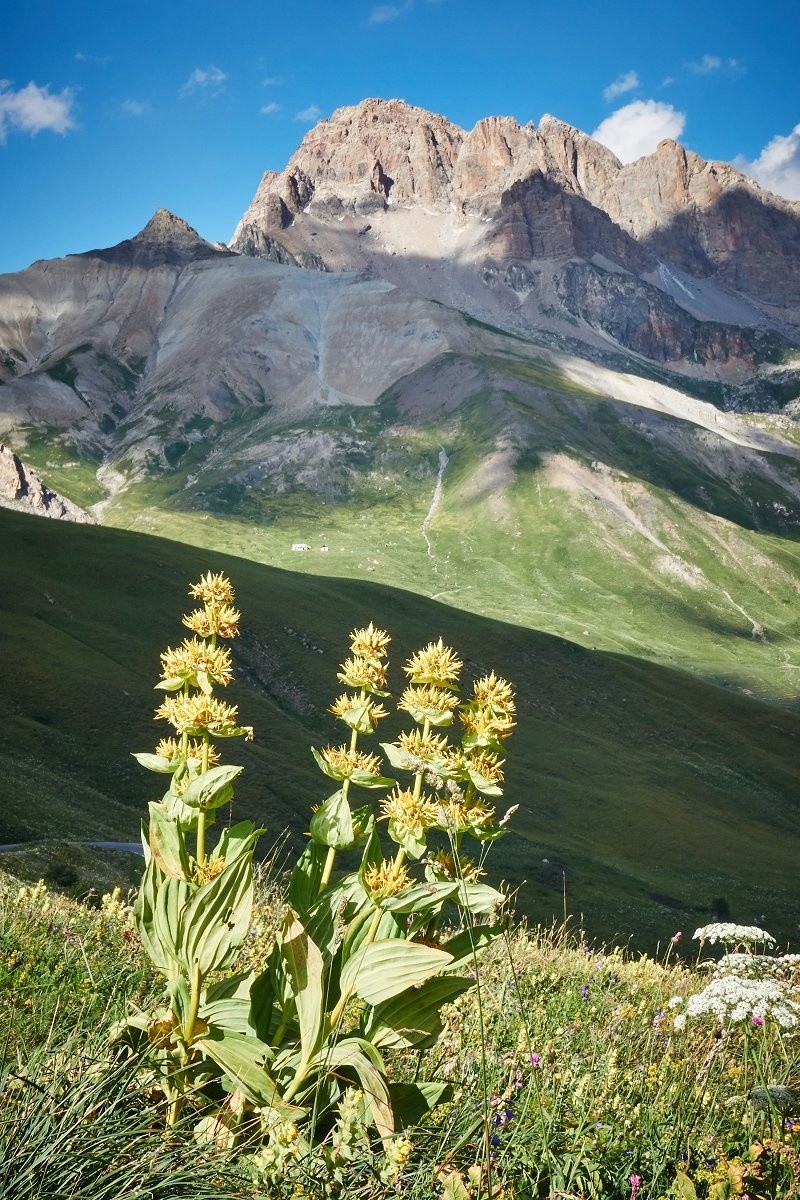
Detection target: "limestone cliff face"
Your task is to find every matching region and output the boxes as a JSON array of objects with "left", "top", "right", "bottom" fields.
[
  {"left": 231, "top": 98, "right": 800, "bottom": 354},
  {"left": 0, "top": 444, "right": 93, "bottom": 522}
]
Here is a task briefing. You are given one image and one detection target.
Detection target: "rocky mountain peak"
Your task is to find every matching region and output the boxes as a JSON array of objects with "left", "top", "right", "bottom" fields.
[{"left": 75, "top": 208, "right": 233, "bottom": 269}]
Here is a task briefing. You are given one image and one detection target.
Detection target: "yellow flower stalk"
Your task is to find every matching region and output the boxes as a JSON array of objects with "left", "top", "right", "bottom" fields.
[
  {"left": 159, "top": 637, "right": 234, "bottom": 689},
  {"left": 426, "top": 849, "right": 485, "bottom": 883},
  {"left": 189, "top": 571, "right": 236, "bottom": 606},
  {"left": 403, "top": 638, "right": 462, "bottom": 687},
  {"left": 155, "top": 737, "right": 221, "bottom": 767},
  {"left": 319, "top": 745, "right": 384, "bottom": 779},
  {"left": 471, "top": 672, "right": 516, "bottom": 718},
  {"left": 396, "top": 729, "right": 450, "bottom": 762},
  {"left": 381, "top": 787, "right": 439, "bottom": 838},
  {"left": 362, "top": 858, "right": 413, "bottom": 901},
  {"left": 336, "top": 655, "right": 388, "bottom": 693},
  {"left": 182, "top": 603, "right": 241, "bottom": 640},
  {"left": 459, "top": 703, "right": 516, "bottom": 741},
  {"left": 399, "top": 684, "right": 459, "bottom": 723},
  {"left": 154, "top": 693, "right": 244, "bottom": 737},
  {"left": 436, "top": 793, "right": 496, "bottom": 836},
  {"left": 349, "top": 622, "right": 391, "bottom": 661},
  {"left": 329, "top": 693, "right": 389, "bottom": 731}
]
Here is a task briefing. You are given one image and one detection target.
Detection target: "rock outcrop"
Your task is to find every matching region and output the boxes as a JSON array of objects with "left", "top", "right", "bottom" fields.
[
  {"left": 0, "top": 444, "right": 94, "bottom": 522},
  {"left": 76, "top": 209, "right": 232, "bottom": 269},
  {"left": 231, "top": 99, "right": 800, "bottom": 354}
]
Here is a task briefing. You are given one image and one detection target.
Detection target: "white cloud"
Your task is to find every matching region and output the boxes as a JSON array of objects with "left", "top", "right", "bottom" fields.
[
  {"left": 603, "top": 71, "right": 639, "bottom": 102},
  {"left": 180, "top": 65, "right": 227, "bottom": 96},
  {"left": 74, "top": 51, "right": 109, "bottom": 65},
  {"left": 687, "top": 54, "right": 740, "bottom": 75},
  {"left": 260, "top": 102, "right": 280, "bottom": 116},
  {"left": 295, "top": 104, "right": 322, "bottom": 122},
  {"left": 0, "top": 80, "right": 76, "bottom": 142},
  {"left": 592, "top": 99, "right": 686, "bottom": 163},
  {"left": 121, "top": 99, "right": 148, "bottom": 116},
  {"left": 369, "top": 1, "right": 412, "bottom": 22},
  {"left": 262, "top": 75, "right": 282, "bottom": 86},
  {"left": 735, "top": 124, "right": 800, "bottom": 201}
]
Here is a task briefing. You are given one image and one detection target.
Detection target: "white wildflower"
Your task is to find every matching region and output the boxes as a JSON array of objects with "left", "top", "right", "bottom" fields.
[
  {"left": 671, "top": 975, "right": 800, "bottom": 1030},
  {"left": 693, "top": 923, "right": 775, "bottom": 947}
]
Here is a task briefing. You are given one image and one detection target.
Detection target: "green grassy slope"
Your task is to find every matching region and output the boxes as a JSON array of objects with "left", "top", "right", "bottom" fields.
[
  {"left": 90, "top": 349, "right": 800, "bottom": 710},
  {"left": 2, "top": 506, "right": 798, "bottom": 949}
]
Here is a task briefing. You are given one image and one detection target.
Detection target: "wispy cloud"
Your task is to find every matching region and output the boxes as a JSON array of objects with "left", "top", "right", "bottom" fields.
[
  {"left": 368, "top": 1, "right": 412, "bottom": 23},
  {"left": 180, "top": 65, "right": 227, "bottom": 97},
  {"left": 602, "top": 71, "right": 640, "bottom": 102},
  {"left": 0, "top": 80, "right": 76, "bottom": 142},
  {"left": 262, "top": 75, "right": 283, "bottom": 86},
  {"left": 687, "top": 53, "right": 740, "bottom": 74},
  {"left": 735, "top": 124, "right": 800, "bottom": 201},
  {"left": 295, "top": 104, "right": 322, "bottom": 122},
  {"left": 260, "top": 102, "right": 280, "bottom": 116},
  {"left": 74, "top": 51, "right": 109, "bottom": 65},
  {"left": 121, "top": 99, "right": 148, "bottom": 117},
  {"left": 592, "top": 99, "right": 686, "bottom": 164}
]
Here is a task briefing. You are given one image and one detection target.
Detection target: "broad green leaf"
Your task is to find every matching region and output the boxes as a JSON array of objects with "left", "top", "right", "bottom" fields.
[
  {"left": 442, "top": 924, "right": 502, "bottom": 970},
  {"left": 339, "top": 940, "right": 453, "bottom": 1007},
  {"left": 311, "top": 745, "right": 344, "bottom": 781},
  {"left": 155, "top": 872, "right": 193, "bottom": 971},
  {"left": 201, "top": 995, "right": 257, "bottom": 1037},
  {"left": 351, "top": 804, "right": 374, "bottom": 843},
  {"left": 388, "top": 1080, "right": 452, "bottom": 1128},
  {"left": 165, "top": 977, "right": 191, "bottom": 1038},
  {"left": 365, "top": 975, "right": 473, "bottom": 1049},
  {"left": 465, "top": 767, "right": 503, "bottom": 797},
  {"left": 342, "top": 906, "right": 404, "bottom": 967},
  {"left": 179, "top": 852, "right": 253, "bottom": 975},
  {"left": 209, "top": 821, "right": 262, "bottom": 866},
  {"left": 381, "top": 881, "right": 459, "bottom": 913},
  {"left": 335, "top": 699, "right": 384, "bottom": 735},
  {"left": 278, "top": 910, "right": 325, "bottom": 1067},
  {"left": 134, "top": 857, "right": 175, "bottom": 974},
  {"left": 153, "top": 675, "right": 186, "bottom": 692},
  {"left": 440, "top": 1171, "right": 472, "bottom": 1200},
  {"left": 455, "top": 882, "right": 506, "bottom": 913},
  {"left": 309, "top": 1037, "right": 393, "bottom": 1141},
  {"left": 305, "top": 873, "right": 369, "bottom": 965},
  {"left": 195, "top": 1028, "right": 299, "bottom": 1113},
  {"left": 195, "top": 668, "right": 212, "bottom": 695},
  {"left": 148, "top": 802, "right": 191, "bottom": 881},
  {"left": 131, "top": 751, "right": 179, "bottom": 773},
  {"left": 387, "top": 817, "right": 427, "bottom": 860},
  {"left": 181, "top": 764, "right": 243, "bottom": 811},
  {"left": 161, "top": 788, "right": 201, "bottom": 833},
  {"left": 288, "top": 843, "right": 326, "bottom": 914},
  {"left": 381, "top": 878, "right": 455, "bottom": 912},
  {"left": 309, "top": 789, "right": 354, "bottom": 849},
  {"left": 379, "top": 741, "right": 414, "bottom": 771},
  {"left": 349, "top": 770, "right": 396, "bottom": 790},
  {"left": 674, "top": 1170, "right": 699, "bottom": 1200}
]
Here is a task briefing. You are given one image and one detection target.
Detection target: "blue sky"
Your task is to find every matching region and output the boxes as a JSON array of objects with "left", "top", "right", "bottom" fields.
[{"left": 2, "top": 0, "right": 798, "bottom": 274}]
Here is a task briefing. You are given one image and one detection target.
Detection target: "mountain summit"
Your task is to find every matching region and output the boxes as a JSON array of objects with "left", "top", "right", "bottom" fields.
[
  {"left": 232, "top": 98, "right": 800, "bottom": 361},
  {"left": 76, "top": 208, "right": 232, "bottom": 269}
]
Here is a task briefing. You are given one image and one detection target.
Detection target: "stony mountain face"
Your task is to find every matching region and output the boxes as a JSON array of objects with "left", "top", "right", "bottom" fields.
[
  {"left": 232, "top": 99, "right": 800, "bottom": 364},
  {"left": 0, "top": 443, "right": 93, "bottom": 522}
]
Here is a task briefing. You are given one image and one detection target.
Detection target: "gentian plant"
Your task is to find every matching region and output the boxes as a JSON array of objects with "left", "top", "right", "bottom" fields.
[{"left": 126, "top": 577, "right": 516, "bottom": 1159}]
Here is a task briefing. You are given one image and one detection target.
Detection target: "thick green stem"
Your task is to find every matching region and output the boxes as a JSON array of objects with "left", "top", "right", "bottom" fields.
[
  {"left": 166, "top": 963, "right": 202, "bottom": 1128},
  {"left": 324, "top": 849, "right": 406, "bottom": 1037},
  {"left": 195, "top": 736, "right": 210, "bottom": 867}
]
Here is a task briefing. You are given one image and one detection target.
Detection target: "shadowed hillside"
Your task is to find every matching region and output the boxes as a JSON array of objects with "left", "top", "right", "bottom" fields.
[{"left": 2, "top": 506, "right": 798, "bottom": 949}]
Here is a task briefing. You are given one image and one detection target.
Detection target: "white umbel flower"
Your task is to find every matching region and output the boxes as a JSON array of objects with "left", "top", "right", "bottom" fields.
[
  {"left": 693, "top": 923, "right": 775, "bottom": 947},
  {"left": 671, "top": 975, "right": 800, "bottom": 1030}
]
